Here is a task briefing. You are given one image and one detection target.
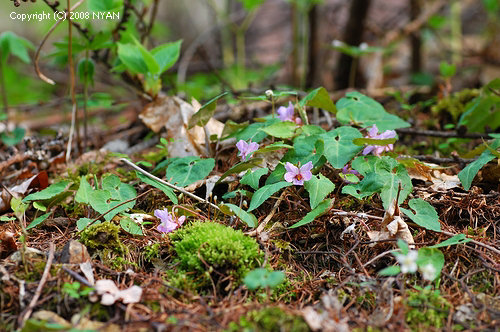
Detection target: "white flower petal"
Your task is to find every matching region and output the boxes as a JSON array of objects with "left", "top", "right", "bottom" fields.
[{"left": 95, "top": 280, "right": 119, "bottom": 295}]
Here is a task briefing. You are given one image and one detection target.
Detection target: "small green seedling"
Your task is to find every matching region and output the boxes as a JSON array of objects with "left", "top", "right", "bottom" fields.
[
  {"left": 62, "top": 281, "right": 94, "bottom": 299},
  {"left": 244, "top": 268, "right": 285, "bottom": 290}
]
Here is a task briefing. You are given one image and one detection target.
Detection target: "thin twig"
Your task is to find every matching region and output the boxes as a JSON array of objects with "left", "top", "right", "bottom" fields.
[
  {"left": 18, "top": 242, "right": 55, "bottom": 327},
  {"left": 363, "top": 249, "right": 395, "bottom": 267},
  {"left": 246, "top": 189, "right": 288, "bottom": 237},
  {"left": 383, "top": 0, "right": 447, "bottom": 46},
  {"left": 296, "top": 250, "right": 343, "bottom": 255},
  {"left": 61, "top": 266, "right": 93, "bottom": 287},
  {"left": 396, "top": 127, "right": 490, "bottom": 139},
  {"left": 172, "top": 205, "right": 208, "bottom": 220},
  {"left": 35, "top": 0, "right": 86, "bottom": 85},
  {"left": 65, "top": 103, "right": 77, "bottom": 162},
  {"left": 120, "top": 158, "right": 221, "bottom": 212},
  {"left": 142, "top": 0, "right": 159, "bottom": 43},
  {"left": 41, "top": 0, "right": 91, "bottom": 41},
  {"left": 65, "top": 0, "right": 81, "bottom": 162},
  {"left": 409, "top": 155, "right": 475, "bottom": 165},
  {"left": 330, "top": 208, "right": 383, "bottom": 220}
]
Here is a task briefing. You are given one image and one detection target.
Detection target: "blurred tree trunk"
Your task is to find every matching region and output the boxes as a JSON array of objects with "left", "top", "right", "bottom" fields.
[
  {"left": 305, "top": 3, "right": 319, "bottom": 88},
  {"left": 410, "top": 0, "right": 422, "bottom": 74},
  {"left": 291, "top": 1, "right": 299, "bottom": 87},
  {"left": 334, "top": 0, "right": 371, "bottom": 89}
]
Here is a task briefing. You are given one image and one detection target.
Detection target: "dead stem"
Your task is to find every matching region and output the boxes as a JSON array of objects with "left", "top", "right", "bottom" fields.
[
  {"left": 34, "top": 0, "right": 86, "bottom": 85},
  {"left": 121, "top": 158, "right": 221, "bottom": 212},
  {"left": 18, "top": 242, "right": 55, "bottom": 327}
]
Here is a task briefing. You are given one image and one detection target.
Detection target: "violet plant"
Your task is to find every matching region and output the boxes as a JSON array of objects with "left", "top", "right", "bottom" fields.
[
  {"left": 145, "top": 85, "right": 483, "bottom": 283},
  {"left": 155, "top": 208, "right": 186, "bottom": 233},
  {"left": 207, "top": 87, "right": 415, "bottom": 229},
  {"left": 236, "top": 140, "right": 259, "bottom": 161},
  {"left": 284, "top": 161, "right": 313, "bottom": 185}
]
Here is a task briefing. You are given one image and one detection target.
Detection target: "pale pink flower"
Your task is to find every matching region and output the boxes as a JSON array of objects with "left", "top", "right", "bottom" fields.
[
  {"left": 155, "top": 209, "right": 185, "bottom": 233},
  {"left": 362, "top": 124, "right": 397, "bottom": 156},
  {"left": 236, "top": 140, "right": 259, "bottom": 161},
  {"left": 284, "top": 161, "right": 313, "bottom": 185}
]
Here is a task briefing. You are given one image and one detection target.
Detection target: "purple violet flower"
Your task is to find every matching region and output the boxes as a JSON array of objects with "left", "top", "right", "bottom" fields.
[
  {"left": 362, "top": 124, "right": 397, "bottom": 156},
  {"left": 341, "top": 165, "right": 360, "bottom": 184},
  {"left": 342, "top": 165, "right": 359, "bottom": 176},
  {"left": 284, "top": 161, "right": 313, "bottom": 185},
  {"left": 236, "top": 140, "right": 259, "bottom": 161},
  {"left": 155, "top": 209, "right": 185, "bottom": 233},
  {"left": 277, "top": 102, "right": 302, "bottom": 124},
  {"left": 277, "top": 102, "right": 295, "bottom": 122}
]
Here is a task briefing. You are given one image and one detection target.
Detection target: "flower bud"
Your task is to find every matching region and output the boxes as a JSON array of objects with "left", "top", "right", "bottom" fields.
[{"left": 332, "top": 40, "right": 343, "bottom": 47}]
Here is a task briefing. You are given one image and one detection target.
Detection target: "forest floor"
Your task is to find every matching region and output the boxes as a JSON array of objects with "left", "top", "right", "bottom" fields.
[{"left": 0, "top": 90, "right": 499, "bottom": 332}]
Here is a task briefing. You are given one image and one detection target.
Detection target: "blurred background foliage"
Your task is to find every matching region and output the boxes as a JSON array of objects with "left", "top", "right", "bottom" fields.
[{"left": 0, "top": 0, "right": 499, "bottom": 111}]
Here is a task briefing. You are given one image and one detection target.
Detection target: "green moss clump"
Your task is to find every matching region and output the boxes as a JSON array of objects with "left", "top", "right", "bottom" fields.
[
  {"left": 406, "top": 286, "right": 450, "bottom": 329},
  {"left": 169, "top": 221, "right": 263, "bottom": 293},
  {"left": 431, "top": 89, "right": 479, "bottom": 121},
  {"left": 226, "top": 307, "right": 310, "bottom": 332},
  {"left": 143, "top": 243, "right": 161, "bottom": 261},
  {"left": 79, "top": 222, "right": 126, "bottom": 255}
]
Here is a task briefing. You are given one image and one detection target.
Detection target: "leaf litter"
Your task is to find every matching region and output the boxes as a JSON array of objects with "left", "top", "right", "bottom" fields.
[{"left": 1, "top": 92, "right": 499, "bottom": 332}]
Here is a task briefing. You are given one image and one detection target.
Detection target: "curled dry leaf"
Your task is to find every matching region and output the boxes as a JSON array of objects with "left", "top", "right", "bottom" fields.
[
  {"left": 367, "top": 192, "right": 415, "bottom": 247},
  {"left": 139, "top": 95, "right": 223, "bottom": 157},
  {"left": 0, "top": 171, "right": 49, "bottom": 214},
  {"left": 184, "top": 174, "right": 221, "bottom": 200},
  {"left": 0, "top": 231, "right": 17, "bottom": 259},
  {"left": 369, "top": 277, "right": 396, "bottom": 326},
  {"left": 302, "top": 290, "right": 349, "bottom": 332},
  {"left": 93, "top": 279, "right": 142, "bottom": 306},
  {"left": 80, "top": 261, "right": 95, "bottom": 286},
  {"left": 406, "top": 161, "right": 460, "bottom": 191},
  {"left": 430, "top": 170, "right": 461, "bottom": 191}
]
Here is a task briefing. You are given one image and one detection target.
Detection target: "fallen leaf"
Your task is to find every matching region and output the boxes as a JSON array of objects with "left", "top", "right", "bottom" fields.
[
  {"left": 80, "top": 261, "right": 95, "bottom": 286},
  {"left": 368, "top": 186, "right": 415, "bottom": 247},
  {"left": 11, "top": 171, "right": 49, "bottom": 196},
  {"left": 139, "top": 95, "right": 223, "bottom": 157},
  {"left": 430, "top": 170, "right": 461, "bottom": 191},
  {"left": 32, "top": 310, "right": 71, "bottom": 328},
  {"left": 0, "top": 231, "right": 17, "bottom": 259},
  {"left": 405, "top": 160, "right": 460, "bottom": 191},
  {"left": 369, "top": 277, "right": 395, "bottom": 326},
  {"left": 0, "top": 172, "right": 49, "bottom": 214},
  {"left": 302, "top": 290, "right": 349, "bottom": 332}
]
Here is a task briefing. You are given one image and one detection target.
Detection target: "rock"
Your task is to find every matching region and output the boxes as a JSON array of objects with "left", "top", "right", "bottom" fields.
[
  {"left": 58, "top": 240, "right": 90, "bottom": 264},
  {"left": 8, "top": 247, "right": 44, "bottom": 263},
  {"left": 102, "top": 139, "right": 130, "bottom": 154}
]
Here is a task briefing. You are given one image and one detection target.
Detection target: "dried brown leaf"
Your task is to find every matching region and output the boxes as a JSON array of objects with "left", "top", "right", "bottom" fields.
[{"left": 139, "top": 95, "right": 223, "bottom": 157}]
